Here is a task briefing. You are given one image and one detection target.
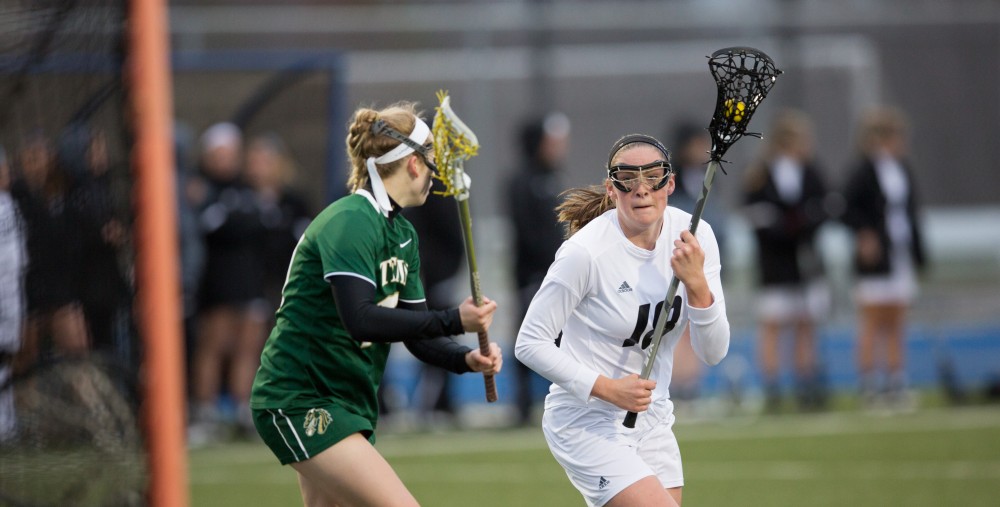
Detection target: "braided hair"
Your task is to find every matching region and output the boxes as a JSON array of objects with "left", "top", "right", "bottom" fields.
[{"left": 344, "top": 101, "right": 420, "bottom": 192}]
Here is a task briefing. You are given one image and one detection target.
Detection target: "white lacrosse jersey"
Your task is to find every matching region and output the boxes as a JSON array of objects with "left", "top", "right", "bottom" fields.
[
  {"left": 0, "top": 191, "right": 25, "bottom": 353},
  {"left": 515, "top": 207, "right": 730, "bottom": 413}
]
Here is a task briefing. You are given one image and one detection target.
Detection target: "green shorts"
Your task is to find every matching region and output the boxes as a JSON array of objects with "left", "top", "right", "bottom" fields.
[{"left": 252, "top": 404, "right": 376, "bottom": 465}]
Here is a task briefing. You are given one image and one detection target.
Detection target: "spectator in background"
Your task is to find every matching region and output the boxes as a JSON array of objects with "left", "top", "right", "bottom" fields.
[
  {"left": 0, "top": 146, "right": 26, "bottom": 440},
  {"left": 841, "top": 106, "right": 926, "bottom": 411},
  {"left": 402, "top": 187, "right": 465, "bottom": 427},
  {"left": 668, "top": 122, "right": 727, "bottom": 258},
  {"left": 244, "top": 133, "right": 313, "bottom": 315},
  {"left": 190, "top": 122, "right": 269, "bottom": 443},
  {"left": 506, "top": 112, "right": 570, "bottom": 426},
  {"left": 11, "top": 132, "right": 89, "bottom": 374},
  {"left": 665, "top": 121, "right": 719, "bottom": 412},
  {"left": 743, "top": 109, "right": 830, "bottom": 412},
  {"left": 174, "top": 122, "right": 206, "bottom": 401},
  {"left": 62, "top": 126, "right": 131, "bottom": 361}
]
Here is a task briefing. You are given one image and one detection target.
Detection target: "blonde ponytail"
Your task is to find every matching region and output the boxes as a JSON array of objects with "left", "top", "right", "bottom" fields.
[{"left": 556, "top": 185, "right": 614, "bottom": 238}]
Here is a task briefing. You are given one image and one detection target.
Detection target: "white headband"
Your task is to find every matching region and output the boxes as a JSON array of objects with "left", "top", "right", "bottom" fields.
[
  {"left": 374, "top": 118, "right": 431, "bottom": 164},
  {"left": 364, "top": 117, "right": 432, "bottom": 216}
]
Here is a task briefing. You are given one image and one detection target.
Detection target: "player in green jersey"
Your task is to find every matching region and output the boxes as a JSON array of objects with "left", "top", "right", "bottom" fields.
[{"left": 250, "top": 101, "right": 501, "bottom": 507}]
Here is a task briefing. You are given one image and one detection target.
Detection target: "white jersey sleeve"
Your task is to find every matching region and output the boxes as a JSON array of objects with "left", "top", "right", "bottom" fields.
[{"left": 514, "top": 241, "right": 602, "bottom": 404}]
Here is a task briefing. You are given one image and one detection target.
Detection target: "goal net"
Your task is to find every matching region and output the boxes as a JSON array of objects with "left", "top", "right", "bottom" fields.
[{"left": 1, "top": 1, "right": 146, "bottom": 505}]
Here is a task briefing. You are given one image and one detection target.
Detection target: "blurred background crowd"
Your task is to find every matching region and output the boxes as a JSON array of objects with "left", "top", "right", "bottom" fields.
[{"left": 2, "top": 0, "right": 1000, "bottom": 447}]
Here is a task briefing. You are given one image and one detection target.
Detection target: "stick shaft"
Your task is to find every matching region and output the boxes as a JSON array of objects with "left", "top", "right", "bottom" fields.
[
  {"left": 623, "top": 159, "right": 720, "bottom": 427},
  {"left": 456, "top": 198, "right": 498, "bottom": 403}
]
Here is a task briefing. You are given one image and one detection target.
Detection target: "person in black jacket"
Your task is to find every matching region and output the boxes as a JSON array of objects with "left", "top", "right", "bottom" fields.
[
  {"left": 841, "top": 106, "right": 926, "bottom": 410},
  {"left": 62, "top": 127, "right": 131, "bottom": 360},
  {"left": 189, "top": 122, "right": 270, "bottom": 443},
  {"left": 244, "top": 133, "right": 314, "bottom": 316},
  {"left": 743, "top": 109, "right": 830, "bottom": 412},
  {"left": 401, "top": 186, "right": 465, "bottom": 426},
  {"left": 11, "top": 133, "right": 89, "bottom": 374},
  {"left": 506, "top": 112, "right": 570, "bottom": 426}
]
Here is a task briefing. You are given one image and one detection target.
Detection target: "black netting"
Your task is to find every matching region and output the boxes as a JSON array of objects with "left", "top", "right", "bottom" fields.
[
  {"left": 1, "top": 1, "right": 142, "bottom": 505},
  {"left": 0, "top": 0, "right": 135, "bottom": 360},
  {"left": 707, "top": 46, "right": 782, "bottom": 159}
]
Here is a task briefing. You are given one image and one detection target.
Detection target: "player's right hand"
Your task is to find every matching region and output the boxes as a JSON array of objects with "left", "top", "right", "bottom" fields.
[
  {"left": 592, "top": 374, "right": 657, "bottom": 413},
  {"left": 458, "top": 295, "right": 497, "bottom": 333}
]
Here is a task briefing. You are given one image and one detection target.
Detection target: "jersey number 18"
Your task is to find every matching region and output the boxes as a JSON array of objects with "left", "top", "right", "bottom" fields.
[{"left": 621, "top": 295, "right": 682, "bottom": 349}]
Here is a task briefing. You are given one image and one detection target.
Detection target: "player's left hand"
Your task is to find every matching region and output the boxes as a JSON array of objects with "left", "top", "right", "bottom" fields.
[{"left": 466, "top": 342, "right": 502, "bottom": 375}]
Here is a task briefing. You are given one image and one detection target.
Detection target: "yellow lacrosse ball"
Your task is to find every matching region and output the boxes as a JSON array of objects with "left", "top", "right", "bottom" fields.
[{"left": 724, "top": 99, "right": 746, "bottom": 122}]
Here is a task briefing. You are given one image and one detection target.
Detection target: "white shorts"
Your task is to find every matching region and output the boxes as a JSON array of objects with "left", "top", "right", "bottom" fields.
[
  {"left": 542, "top": 401, "right": 682, "bottom": 507},
  {"left": 757, "top": 281, "right": 830, "bottom": 322},
  {"left": 855, "top": 250, "right": 918, "bottom": 305}
]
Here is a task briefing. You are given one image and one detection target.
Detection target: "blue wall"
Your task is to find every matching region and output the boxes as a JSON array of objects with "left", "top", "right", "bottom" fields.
[{"left": 381, "top": 322, "right": 1000, "bottom": 409}]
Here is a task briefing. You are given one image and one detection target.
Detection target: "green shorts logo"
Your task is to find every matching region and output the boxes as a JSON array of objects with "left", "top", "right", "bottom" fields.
[{"left": 303, "top": 408, "right": 332, "bottom": 437}]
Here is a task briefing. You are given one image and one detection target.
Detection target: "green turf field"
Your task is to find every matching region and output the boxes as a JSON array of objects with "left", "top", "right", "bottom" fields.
[{"left": 190, "top": 404, "right": 1000, "bottom": 506}]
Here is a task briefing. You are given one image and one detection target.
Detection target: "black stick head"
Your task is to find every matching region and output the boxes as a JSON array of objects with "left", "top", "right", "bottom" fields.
[{"left": 707, "top": 47, "right": 782, "bottom": 161}]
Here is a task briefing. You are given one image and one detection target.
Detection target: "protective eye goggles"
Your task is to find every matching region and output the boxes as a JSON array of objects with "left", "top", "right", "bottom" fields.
[{"left": 608, "top": 160, "right": 672, "bottom": 192}]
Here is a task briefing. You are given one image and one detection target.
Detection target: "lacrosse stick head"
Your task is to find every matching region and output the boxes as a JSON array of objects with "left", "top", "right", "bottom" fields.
[
  {"left": 706, "top": 47, "right": 782, "bottom": 161},
  {"left": 432, "top": 90, "right": 480, "bottom": 199}
]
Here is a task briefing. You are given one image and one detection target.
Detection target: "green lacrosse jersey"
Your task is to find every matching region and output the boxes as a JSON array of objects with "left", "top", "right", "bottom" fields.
[{"left": 250, "top": 190, "right": 425, "bottom": 426}]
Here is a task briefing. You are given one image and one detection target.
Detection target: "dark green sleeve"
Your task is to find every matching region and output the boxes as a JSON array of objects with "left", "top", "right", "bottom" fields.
[{"left": 317, "top": 209, "right": 379, "bottom": 284}]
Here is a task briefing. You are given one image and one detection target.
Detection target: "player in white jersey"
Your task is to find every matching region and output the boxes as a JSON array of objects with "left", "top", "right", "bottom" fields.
[
  {"left": 0, "top": 148, "right": 26, "bottom": 440},
  {"left": 515, "top": 134, "right": 730, "bottom": 507}
]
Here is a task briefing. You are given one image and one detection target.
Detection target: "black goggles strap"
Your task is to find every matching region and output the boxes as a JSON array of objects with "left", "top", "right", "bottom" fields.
[
  {"left": 370, "top": 119, "right": 426, "bottom": 154},
  {"left": 606, "top": 133, "right": 671, "bottom": 170},
  {"left": 370, "top": 118, "right": 436, "bottom": 169}
]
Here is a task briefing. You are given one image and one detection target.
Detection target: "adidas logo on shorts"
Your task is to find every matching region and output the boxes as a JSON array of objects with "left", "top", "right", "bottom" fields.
[
  {"left": 598, "top": 476, "right": 610, "bottom": 490},
  {"left": 617, "top": 281, "right": 633, "bottom": 293}
]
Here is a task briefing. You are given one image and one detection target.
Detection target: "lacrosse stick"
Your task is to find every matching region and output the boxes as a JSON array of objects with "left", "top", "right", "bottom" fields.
[
  {"left": 432, "top": 90, "right": 498, "bottom": 403},
  {"left": 623, "top": 47, "right": 781, "bottom": 428}
]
